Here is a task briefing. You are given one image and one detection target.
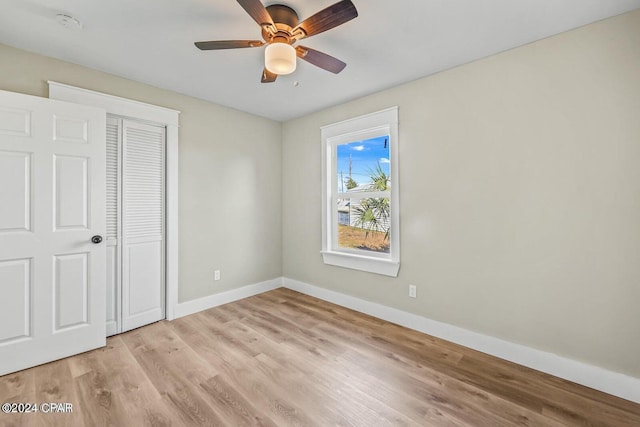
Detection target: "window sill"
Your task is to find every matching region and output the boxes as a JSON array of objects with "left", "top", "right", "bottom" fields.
[{"left": 321, "top": 251, "right": 400, "bottom": 277}]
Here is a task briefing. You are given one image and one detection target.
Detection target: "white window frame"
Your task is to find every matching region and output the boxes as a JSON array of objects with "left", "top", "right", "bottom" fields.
[{"left": 321, "top": 107, "right": 400, "bottom": 277}]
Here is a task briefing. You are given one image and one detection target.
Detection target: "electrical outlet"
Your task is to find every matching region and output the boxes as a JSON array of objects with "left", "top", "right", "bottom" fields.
[
  {"left": 214, "top": 270, "right": 220, "bottom": 281},
  {"left": 409, "top": 284, "right": 417, "bottom": 298}
]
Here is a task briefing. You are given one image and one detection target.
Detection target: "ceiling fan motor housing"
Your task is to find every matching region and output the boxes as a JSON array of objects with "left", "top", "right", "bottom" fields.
[
  {"left": 261, "top": 4, "right": 300, "bottom": 42},
  {"left": 267, "top": 5, "right": 299, "bottom": 28}
]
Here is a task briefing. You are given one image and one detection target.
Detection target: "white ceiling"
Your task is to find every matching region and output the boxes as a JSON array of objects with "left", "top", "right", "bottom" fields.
[{"left": 1, "top": 0, "right": 639, "bottom": 121}]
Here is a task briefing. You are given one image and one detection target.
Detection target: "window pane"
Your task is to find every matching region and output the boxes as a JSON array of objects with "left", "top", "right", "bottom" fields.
[
  {"left": 337, "top": 197, "right": 390, "bottom": 254},
  {"left": 336, "top": 136, "right": 390, "bottom": 193}
]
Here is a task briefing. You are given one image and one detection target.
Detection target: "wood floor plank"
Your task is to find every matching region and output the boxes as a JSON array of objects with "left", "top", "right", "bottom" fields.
[
  {"left": 1, "top": 287, "right": 639, "bottom": 426},
  {"left": 232, "top": 355, "right": 332, "bottom": 426},
  {"left": 455, "top": 355, "right": 640, "bottom": 426},
  {"left": 74, "top": 368, "right": 129, "bottom": 426},
  {"left": 167, "top": 316, "right": 319, "bottom": 426},
  {"left": 0, "top": 370, "right": 35, "bottom": 427},
  {"left": 95, "top": 336, "right": 177, "bottom": 427},
  {"left": 0, "top": 370, "right": 34, "bottom": 403},
  {"left": 167, "top": 314, "right": 260, "bottom": 372},
  {"left": 130, "top": 346, "right": 225, "bottom": 426},
  {"left": 199, "top": 375, "right": 279, "bottom": 427},
  {"left": 330, "top": 343, "right": 536, "bottom": 426},
  {"left": 254, "top": 351, "right": 417, "bottom": 427},
  {"left": 31, "top": 359, "right": 81, "bottom": 427}
]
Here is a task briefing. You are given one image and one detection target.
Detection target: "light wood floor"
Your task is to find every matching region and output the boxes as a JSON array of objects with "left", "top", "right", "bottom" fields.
[{"left": 1, "top": 288, "right": 639, "bottom": 426}]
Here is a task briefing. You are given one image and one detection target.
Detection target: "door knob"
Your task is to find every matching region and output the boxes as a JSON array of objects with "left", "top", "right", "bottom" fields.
[{"left": 91, "top": 235, "right": 103, "bottom": 244}]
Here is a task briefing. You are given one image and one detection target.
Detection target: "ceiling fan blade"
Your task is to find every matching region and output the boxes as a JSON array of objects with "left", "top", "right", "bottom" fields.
[
  {"left": 292, "top": 0, "right": 358, "bottom": 39},
  {"left": 236, "top": 0, "right": 275, "bottom": 28},
  {"left": 296, "top": 46, "right": 346, "bottom": 74},
  {"left": 261, "top": 68, "right": 278, "bottom": 83},
  {"left": 195, "top": 40, "right": 264, "bottom": 50}
]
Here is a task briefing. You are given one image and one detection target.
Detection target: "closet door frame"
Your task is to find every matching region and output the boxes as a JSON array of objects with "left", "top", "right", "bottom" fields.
[{"left": 49, "top": 82, "right": 180, "bottom": 322}]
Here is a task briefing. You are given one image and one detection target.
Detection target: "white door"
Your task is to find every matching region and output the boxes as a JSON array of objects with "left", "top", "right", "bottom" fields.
[
  {"left": 0, "top": 90, "right": 106, "bottom": 376},
  {"left": 121, "top": 119, "right": 165, "bottom": 331}
]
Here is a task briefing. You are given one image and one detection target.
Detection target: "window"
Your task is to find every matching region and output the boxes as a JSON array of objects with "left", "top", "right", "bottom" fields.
[{"left": 321, "top": 107, "right": 399, "bottom": 276}]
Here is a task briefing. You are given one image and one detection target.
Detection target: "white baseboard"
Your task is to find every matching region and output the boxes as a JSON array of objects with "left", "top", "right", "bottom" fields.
[
  {"left": 282, "top": 277, "right": 640, "bottom": 404},
  {"left": 174, "top": 277, "right": 283, "bottom": 319}
]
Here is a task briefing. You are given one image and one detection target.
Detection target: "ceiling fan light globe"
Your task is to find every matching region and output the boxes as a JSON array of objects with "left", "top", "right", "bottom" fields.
[{"left": 265, "top": 43, "right": 296, "bottom": 75}]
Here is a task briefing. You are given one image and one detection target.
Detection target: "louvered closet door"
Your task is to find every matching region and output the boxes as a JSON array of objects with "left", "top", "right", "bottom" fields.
[{"left": 122, "top": 119, "right": 165, "bottom": 332}]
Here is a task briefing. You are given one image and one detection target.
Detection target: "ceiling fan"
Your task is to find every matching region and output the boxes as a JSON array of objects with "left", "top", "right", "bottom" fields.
[{"left": 195, "top": 0, "right": 358, "bottom": 83}]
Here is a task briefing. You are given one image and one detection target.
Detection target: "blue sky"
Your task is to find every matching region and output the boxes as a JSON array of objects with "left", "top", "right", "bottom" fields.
[{"left": 337, "top": 135, "right": 390, "bottom": 189}]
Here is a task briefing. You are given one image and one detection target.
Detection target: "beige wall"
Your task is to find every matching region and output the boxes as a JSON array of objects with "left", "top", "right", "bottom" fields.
[
  {"left": 0, "top": 43, "right": 283, "bottom": 303},
  {"left": 282, "top": 9, "right": 640, "bottom": 378}
]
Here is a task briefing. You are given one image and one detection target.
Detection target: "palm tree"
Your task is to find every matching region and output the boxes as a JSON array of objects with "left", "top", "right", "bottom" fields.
[
  {"left": 351, "top": 163, "right": 390, "bottom": 241},
  {"left": 369, "top": 163, "right": 389, "bottom": 192}
]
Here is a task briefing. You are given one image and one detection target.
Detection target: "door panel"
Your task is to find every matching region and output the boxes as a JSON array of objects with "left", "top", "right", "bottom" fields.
[
  {"left": 0, "top": 259, "right": 30, "bottom": 343},
  {"left": 54, "top": 253, "right": 89, "bottom": 330},
  {"left": 53, "top": 115, "right": 89, "bottom": 144},
  {"left": 0, "top": 151, "right": 30, "bottom": 232},
  {"left": 0, "top": 89, "right": 106, "bottom": 376},
  {"left": 0, "top": 106, "right": 31, "bottom": 136},
  {"left": 54, "top": 155, "right": 88, "bottom": 230},
  {"left": 127, "top": 240, "right": 163, "bottom": 315}
]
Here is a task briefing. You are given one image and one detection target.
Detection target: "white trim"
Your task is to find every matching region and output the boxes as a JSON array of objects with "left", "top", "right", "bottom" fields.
[
  {"left": 282, "top": 277, "right": 640, "bottom": 404},
  {"left": 47, "top": 82, "right": 181, "bottom": 322},
  {"left": 320, "top": 107, "right": 398, "bottom": 134},
  {"left": 164, "top": 124, "right": 179, "bottom": 320},
  {"left": 321, "top": 251, "right": 400, "bottom": 277},
  {"left": 321, "top": 107, "right": 400, "bottom": 277},
  {"left": 174, "top": 278, "right": 283, "bottom": 319},
  {"left": 48, "top": 82, "right": 179, "bottom": 126}
]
